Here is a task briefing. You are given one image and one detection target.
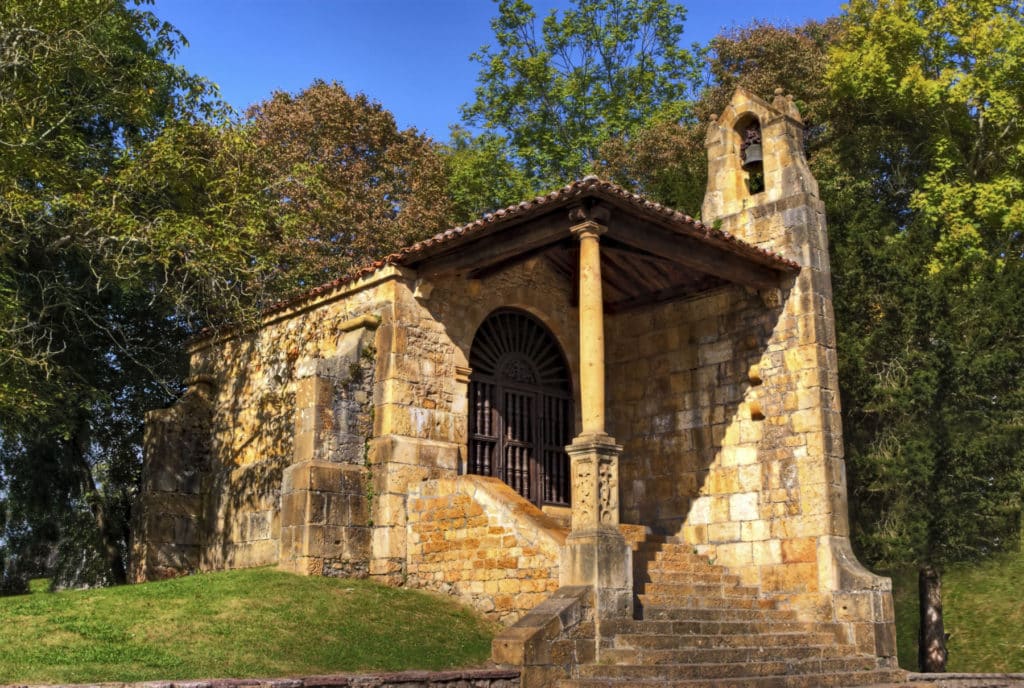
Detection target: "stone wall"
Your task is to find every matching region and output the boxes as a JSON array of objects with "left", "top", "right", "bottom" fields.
[
  {"left": 699, "top": 87, "right": 896, "bottom": 658},
  {"left": 193, "top": 282, "right": 388, "bottom": 575},
  {"left": 607, "top": 286, "right": 777, "bottom": 535},
  {"left": 130, "top": 383, "right": 212, "bottom": 582},
  {"left": 367, "top": 256, "right": 579, "bottom": 584},
  {"left": 605, "top": 275, "right": 845, "bottom": 605},
  {"left": 132, "top": 269, "right": 397, "bottom": 581},
  {"left": 406, "top": 476, "right": 566, "bottom": 624},
  {"left": 134, "top": 254, "right": 580, "bottom": 602},
  {"left": 4, "top": 669, "right": 522, "bottom": 688}
]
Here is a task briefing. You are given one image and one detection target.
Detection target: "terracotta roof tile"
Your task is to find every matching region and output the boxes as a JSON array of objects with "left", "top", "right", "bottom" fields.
[{"left": 257, "top": 176, "right": 798, "bottom": 319}]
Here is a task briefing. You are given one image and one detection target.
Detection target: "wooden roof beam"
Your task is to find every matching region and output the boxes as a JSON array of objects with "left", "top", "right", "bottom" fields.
[
  {"left": 408, "top": 214, "right": 568, "bottom": 277},
  {"left": 607, "top": 217, "right": 791, "bottom": 290}
]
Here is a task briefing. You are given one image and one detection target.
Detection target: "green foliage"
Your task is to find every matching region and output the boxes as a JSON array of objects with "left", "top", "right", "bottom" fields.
[
  {"left": 597, "top": 106, "right": 705, "bottom": 213},
  {"left": 93, "top": 119, "right": 280, "bottom": 322},
  {"left": 597, "top": 20, "right": 837, "bottom": 216},
  {"left": 0, "top": 2, "right": 457, "bottom": 590},
  {"left": 599, "top": 3, "right": 1024, "bottom": 571},
  {"left": 463, "top": 0, "right": 697, "bottom": 189},
  {"left": 826, "top": 0, "right": 1024, "bottom": 568},
  {"left": 0, "top": 567, "right": 496, "bottom": 683},
  {"left": 443, "top": 126, "right": 532, "bottom": 222},
  {"left": 0, "top": 0, "right": 228, "bottom": 588}
]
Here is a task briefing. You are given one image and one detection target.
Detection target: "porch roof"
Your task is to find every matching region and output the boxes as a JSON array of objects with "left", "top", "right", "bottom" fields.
[{"left": 266, "top": 176, "right": 799, "bottom": 317}]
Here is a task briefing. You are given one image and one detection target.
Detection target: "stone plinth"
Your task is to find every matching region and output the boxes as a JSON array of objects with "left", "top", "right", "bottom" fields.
[{"left": 562, "top": 434, "right": 632, "bottom": 629}]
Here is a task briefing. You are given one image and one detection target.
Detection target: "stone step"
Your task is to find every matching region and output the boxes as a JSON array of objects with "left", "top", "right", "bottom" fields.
[
  {"left": 575, "top": 655, "right": 884, "bottom": 680},
  {"left": 645, "top": 551, "right": 721, "bottom": 569},
  {"left": 559, "top": 668, "right": 905, "bottom": 688},
  {"left": 638, "top": 597, "right": 790, "bottom": 614},
  {"left": 613, "top": 630, "right": 840, "bottom": 650},
  {"left": 601, "top": 643, "right": 861, "bottom": 666},
  {"left": 602, "top": 617, "right": 843, "bottom": 637},
  {"left": 599, "top": 530, "right": 901, "bottom": 687},
  {"left": 637, "top": 569, "right": 743, "bottom": 586},
  {"left": 634, "top": 545, "right": 715, "bottom": 560},
  {"left": 638, "top": 581, "right": 763, "bottom": 598}
]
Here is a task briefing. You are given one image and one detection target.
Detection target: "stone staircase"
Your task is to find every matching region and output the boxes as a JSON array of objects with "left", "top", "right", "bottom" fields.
[{"left": 557, "top": 532, "right": 905, "bottom": 688}]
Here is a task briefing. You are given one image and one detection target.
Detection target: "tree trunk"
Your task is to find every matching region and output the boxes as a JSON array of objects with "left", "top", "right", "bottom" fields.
[
  {"left": 72, "top": 428, "right": 128, "bottom": 586},
  {"left": 918, "top": 564, "right": 948, "bottom": 672}
]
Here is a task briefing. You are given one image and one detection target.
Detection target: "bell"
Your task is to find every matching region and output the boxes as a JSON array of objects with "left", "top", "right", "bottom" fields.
[{"left": 742, "top": 143, "right": 763, "bottom": 172}]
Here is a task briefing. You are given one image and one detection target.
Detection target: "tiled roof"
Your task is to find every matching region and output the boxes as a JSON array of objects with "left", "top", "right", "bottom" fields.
[{"left": 259, "top": 176, "right": 798, "bottom": 319}]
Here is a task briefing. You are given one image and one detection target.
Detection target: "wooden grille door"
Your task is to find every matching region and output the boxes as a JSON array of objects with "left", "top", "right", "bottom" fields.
[
  {"left": 502, "top": 389, "right": 535, "bottom": 499},
  {"left": 468, "top": 310, "right": 573, "bottom": 507}
]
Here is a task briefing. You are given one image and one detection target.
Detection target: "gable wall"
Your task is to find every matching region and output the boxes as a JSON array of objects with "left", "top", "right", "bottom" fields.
[{"left": 187, "top": 272, "right": 395, "bottom": 575}]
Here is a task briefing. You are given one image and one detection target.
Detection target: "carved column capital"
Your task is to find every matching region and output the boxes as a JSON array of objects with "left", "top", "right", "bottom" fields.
[{"left": 570, "top": 219, "right": 607, "bottom": 241}]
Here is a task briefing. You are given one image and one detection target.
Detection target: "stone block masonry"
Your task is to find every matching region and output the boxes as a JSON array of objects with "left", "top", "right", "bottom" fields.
[{"left": 406, "top": 475, "right": 566, "bottom": 624}]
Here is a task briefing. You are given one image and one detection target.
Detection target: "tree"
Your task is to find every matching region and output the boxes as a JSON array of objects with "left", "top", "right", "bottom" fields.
[
  {"left": 443, "top": 126, "right": 532, "bottom": 222},
  {"left": 462, "top": 0, "right": 697, "bottom": 189},
  {"left": 825, "top": 0, "right": 1024, "bottom": 667},
  {"left": 598, "top": 20, "right": 837, "bottom": 217},
  {"left": 1, "top": 15, "right": 464, "bottom": 587},
  {"left": 0, "top": 0, "right": 231, "bottom": 588},
  {"left": 245, "top": 81, "right": 454, "bottom": 291}
]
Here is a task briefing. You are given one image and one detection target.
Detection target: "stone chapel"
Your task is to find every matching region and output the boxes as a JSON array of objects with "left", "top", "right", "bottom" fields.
[{"left": 131, "top": 90, "right": 904, "bottom": 686}]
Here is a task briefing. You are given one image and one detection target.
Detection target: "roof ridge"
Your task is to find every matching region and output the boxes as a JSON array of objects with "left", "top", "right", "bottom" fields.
[{"left": 226, "top": 177, "right": 798, "bottom": 329}]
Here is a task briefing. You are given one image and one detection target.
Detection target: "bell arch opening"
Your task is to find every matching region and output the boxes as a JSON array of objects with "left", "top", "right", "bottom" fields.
[
  {"left": 736, "top": 114, "right": 765, "bottom": 195},
  {"left": 467, "top": 309, "right": 574, "bottom": 508}
]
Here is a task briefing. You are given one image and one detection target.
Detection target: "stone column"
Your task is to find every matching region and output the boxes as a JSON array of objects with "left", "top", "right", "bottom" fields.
[
  {"left": 575, "top": 218, "right": 607, "bottom": 436},
  {"left": 561, "top": 207, "right": 632, "bottom": 630}
]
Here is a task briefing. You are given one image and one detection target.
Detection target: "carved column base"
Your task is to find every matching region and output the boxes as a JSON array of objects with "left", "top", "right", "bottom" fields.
[
  {"left": 562, "top": 433, "right": 633, "bottom": 642},
  {"left": 565, "top": 433, "right": 622, "bottom": 531}
]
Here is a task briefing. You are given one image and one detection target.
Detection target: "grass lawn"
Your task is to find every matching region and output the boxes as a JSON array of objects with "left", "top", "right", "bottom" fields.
[
  {"left": 891, "top": 548, "right": 1024, "bottom": 672},
  {"left": 0, "top": 567, "right": 497, "bottom": 685}
]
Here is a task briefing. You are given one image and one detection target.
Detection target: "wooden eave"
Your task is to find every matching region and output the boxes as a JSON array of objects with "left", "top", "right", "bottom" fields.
[
  {"left": 400, "top": 179, "right": 798, "bottom": 312},
  {"left": 246, "top": 177, "right": 799, "bottom": 328}
]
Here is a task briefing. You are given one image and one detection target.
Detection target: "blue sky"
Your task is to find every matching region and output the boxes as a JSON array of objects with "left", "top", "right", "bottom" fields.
[{"left": 152, "top": 0, "right": 845, "bottom": 141}]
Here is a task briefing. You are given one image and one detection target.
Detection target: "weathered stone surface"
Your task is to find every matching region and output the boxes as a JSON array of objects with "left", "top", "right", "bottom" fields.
[
  {"left": 406, "top": 475, "right": 566, "bottom": 624},
  {"left": 1, "top": 669, "right": 523, "bottom": 688}
]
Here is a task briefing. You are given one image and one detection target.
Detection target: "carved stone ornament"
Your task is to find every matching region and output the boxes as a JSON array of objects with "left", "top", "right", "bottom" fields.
[
  {"left": 573, "top": 459, "right": 595, "bottom": 528},
  {"left": 598, "top": 457, "right": 619, "bottom": 525}
]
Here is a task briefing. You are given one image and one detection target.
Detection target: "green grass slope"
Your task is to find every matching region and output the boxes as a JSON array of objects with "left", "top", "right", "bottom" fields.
[
  {"left": 0, "top": 568, "right": 497, "bottom": 685},
  {"left": 892, "top": 549, "right": 1024, "bottom": 672}
]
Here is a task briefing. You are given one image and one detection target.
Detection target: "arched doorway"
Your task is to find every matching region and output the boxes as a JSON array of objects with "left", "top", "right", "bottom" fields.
[{"left": 467, "top": 309, "right": 573, "bottom": 508}]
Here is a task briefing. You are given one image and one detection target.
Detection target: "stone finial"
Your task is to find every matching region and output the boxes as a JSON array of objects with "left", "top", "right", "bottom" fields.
[
  {"left": 772, "top": 87, "right": 787, "bottom": 110},
  {"left": 773, "top": 88, "right": 804, "bottom": 123}
]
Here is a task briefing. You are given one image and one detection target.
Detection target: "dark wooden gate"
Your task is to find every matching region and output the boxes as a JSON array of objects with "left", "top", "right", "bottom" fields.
[{"left": 468, "top": 310, "right": 572, "bottom": 507}]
